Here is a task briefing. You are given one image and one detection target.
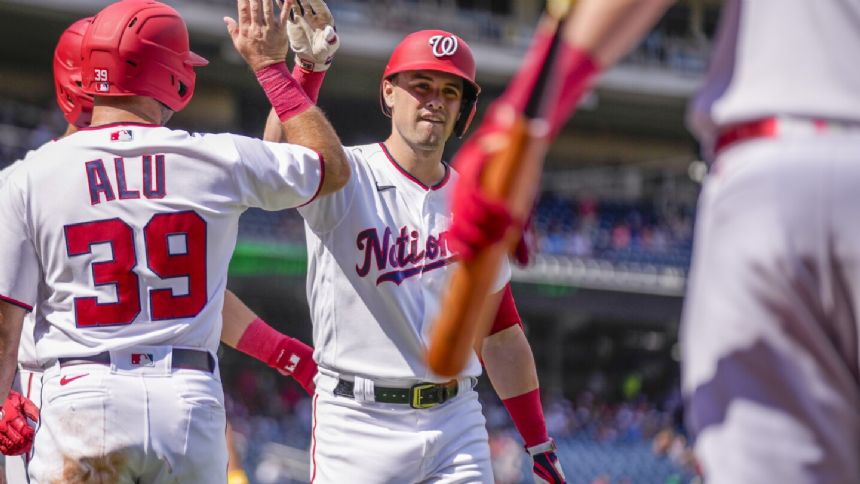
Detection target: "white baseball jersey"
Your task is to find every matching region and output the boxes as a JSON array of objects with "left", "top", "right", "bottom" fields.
[
  {"left": 0, "top": 157, "right": 42, "bottom": 369},
  {"left": 687, "top": 0, "right": 860, "bottom": 148},
  {"left": 0, "top": 122, "right": 323, "bottom": 361},
  {"left": 299, "top": 142, "right": 510, "bottom": 382}
]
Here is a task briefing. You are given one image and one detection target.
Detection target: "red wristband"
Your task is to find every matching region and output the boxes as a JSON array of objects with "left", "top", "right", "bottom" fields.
[
  {"left": 292, "top": 66, "right": 326, "bottom": 104},
  {"left": 255, "top": 63, "right": 314, "bottom": 122},
  {"left": 500, "top": 25, "right": 557, "bottom": 112},
  {"left": 502, "top": 388, "right": 549, "bottom": 447},
  {"left": 501, "top": 31, "right": 600, "bottom": 138},
  {"left": 235, "top": 318, "right": 290, "bottom": 367},
  {"left": 548, "top": 42, "right": 600, "bottom": 137},
  {"left": 235, "top": 318, "right": 317, "bottom": 394}
]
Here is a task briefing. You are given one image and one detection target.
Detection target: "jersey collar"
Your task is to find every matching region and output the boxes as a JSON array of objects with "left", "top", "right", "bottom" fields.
[
  {"left": 79, "top": 122, "right": 161, "bottom": 131},
  {"left": 378, "top": 142, "right": 450, "bottom": 191}
]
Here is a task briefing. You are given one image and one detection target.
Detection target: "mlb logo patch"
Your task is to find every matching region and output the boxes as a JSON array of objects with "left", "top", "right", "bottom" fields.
[
  {"left": 96, "top": 82, "right": 110, "bottom": 93},
  {"left": 131, "top": 353, "right": 154, "bottom": 367},
  {"left": 285, "top": 353, "right": 300, "bottom": 373},
  {"left": 110, "top": 129, "right": 133, "bottom": 142}
]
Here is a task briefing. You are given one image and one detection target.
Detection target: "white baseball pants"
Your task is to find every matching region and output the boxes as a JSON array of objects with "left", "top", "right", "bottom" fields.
[
  {"left": 311, "top": 372, "right": 493, "bottom": 483},
  {"left": 27, "top": 346, "right": 227, "bottom": 484},
  {"left": 683, "top": 123, "right": 860, "bottom": 483}
]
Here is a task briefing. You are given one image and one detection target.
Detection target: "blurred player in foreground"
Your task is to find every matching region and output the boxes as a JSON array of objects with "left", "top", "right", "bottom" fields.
[
  {"left": 682, "top": 0, "right": 860, "bottom": 481},
  {"left": 0, "top": 0, "right": 348, "bottom": 481},
  {"left": 450, "top": 0, "right": 859, "bottom": 482},
  {"left": 264, "top": 4, "right": 564, "bottom": 478}
]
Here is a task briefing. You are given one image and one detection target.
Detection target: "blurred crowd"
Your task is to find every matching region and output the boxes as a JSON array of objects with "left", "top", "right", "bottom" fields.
[
  {"left": 535, "top": 193, "right": 695, "bottom": 268},
  {"left": 484, "top": 389, "right": 699, "bottom": 484},
  {"left": 0, "top": 99, "right": 67, "bottom": 163}
]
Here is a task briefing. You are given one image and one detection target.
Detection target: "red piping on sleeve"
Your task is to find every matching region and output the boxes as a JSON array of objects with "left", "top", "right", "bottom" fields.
[
  {"left": 0, "top": 294, "right": 33, "bottom": 312},
  {"left": 298, "top": 150, "right": 326, "bottom": 207}
]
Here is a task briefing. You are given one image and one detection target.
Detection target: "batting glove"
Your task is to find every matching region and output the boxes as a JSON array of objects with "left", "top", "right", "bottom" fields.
[
  {"left": 528, "top": 439, "right": 566, "bottom": 484},
  {"left": 0, "top": 390, "right": 39, "bottom": 456},
  {"left": 287, "top": 0, "right": 340, "bottom": 72}
]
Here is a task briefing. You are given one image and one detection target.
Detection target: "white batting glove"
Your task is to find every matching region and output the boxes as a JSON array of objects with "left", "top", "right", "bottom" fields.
[{"left": 286, "top": 0, "right": 340, "bottom": 72}]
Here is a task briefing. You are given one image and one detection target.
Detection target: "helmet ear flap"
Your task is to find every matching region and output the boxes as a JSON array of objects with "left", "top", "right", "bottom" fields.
[{"left": 454, "top": 88, "right": 478, "bottom": 138}]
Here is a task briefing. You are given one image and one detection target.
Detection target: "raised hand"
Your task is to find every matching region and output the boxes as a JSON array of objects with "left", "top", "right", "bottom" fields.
[
  {"left": 225, "top": 0, "right": 293, "bottom": 71},
  {"left": 287, "top": 0, "right": 340, "bottom": 72}
]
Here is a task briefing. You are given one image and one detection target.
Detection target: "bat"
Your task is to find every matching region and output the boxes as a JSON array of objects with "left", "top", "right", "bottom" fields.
[{"left": 428, "top": 0, "right": 576, "bottom": 377}]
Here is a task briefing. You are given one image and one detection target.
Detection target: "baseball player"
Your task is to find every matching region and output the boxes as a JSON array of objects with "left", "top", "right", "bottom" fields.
[
  {"left": 0, "top": 13, "right": 323, "bottom": 481},
  {"left": 454, "top": 0, "right": 860, "bottom": 482},
  {"left": 264, "top": 20, "right": 565, "bottom": 481},
  {"left": 0, "top": 0, "right": 349, "bottom": 481}
]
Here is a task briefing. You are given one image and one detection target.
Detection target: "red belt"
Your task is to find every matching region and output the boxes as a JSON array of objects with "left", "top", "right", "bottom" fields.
[
  {"left": 714, "top": 117, "right": 830, "bottom": 155},
  {"left": 714, "top": 118, "right": 778, "bottom": 155}
]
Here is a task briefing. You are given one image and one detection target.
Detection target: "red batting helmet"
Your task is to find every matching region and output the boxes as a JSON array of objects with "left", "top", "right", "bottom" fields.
[
  {"left": 381, "top": 30, "right": 480, "bottom": 138},
  {"left": 54, "top": 17, "right": 95, "bottom": 128},
  {"left": 81, "top": 0, "right": 208, "bottom": 113}
]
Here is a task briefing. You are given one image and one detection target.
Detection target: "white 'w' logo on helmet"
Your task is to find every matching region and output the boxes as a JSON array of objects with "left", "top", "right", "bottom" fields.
[{"left": 428, "top": 35, "right": 459, "bottom": 58}]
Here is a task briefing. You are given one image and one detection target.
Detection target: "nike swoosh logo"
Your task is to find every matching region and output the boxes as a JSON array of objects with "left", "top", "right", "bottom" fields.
[
  {"left": 59, "top": 374, "right": 89, "bottom": 386},
  {"left": 375, "top": 184, "right": 396, "bottom": 192}
]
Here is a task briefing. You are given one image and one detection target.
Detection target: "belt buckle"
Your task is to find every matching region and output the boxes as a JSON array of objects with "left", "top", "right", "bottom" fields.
[{"left": 410, "top": 383, "right": 439, "bottom": 409}]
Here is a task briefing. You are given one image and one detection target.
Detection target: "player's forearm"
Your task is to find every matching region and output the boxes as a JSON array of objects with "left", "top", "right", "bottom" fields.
[
  {"left": 280, "top": 106, "right": 349, "bottom": 197},
  {"left": 566, "top": 0, "right": 674, "bottom": 67},
  {"left": 220, "top": 290, "right": 317, "bottom": 394},
  {"left": 497, "top": 0, "right": 672, "bottom": 138},
  {"left": 481, "top": 325, "right": 539, "bottom": 398},
  {"left": 254, "top": 62, "right": 348, "bottom": 196},
  {"left": 481, "top": 324, "right": 552, "bottom": 448},
  {"left": 262, "top": 67, "right": 328, "bottom": 143},
  {"left": 220, "top": 289, "right": 258, "bottom": 348},
  {"left": 263, "top": 109, "right": 285, "bottom": 143},
  {"left": 0, "top": 302, "right": 25, "bottom": 403}
]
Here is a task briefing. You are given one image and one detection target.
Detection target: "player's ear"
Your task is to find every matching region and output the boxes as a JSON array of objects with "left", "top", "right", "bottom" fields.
[{"left": 382, "top": 77, "right": 396, "bottom": 112}]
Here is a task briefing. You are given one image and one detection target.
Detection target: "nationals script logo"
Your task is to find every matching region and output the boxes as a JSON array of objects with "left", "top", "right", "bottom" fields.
[
  {"left": 428, "top": 35, "right": 459, "bottom": 58},
  {"left": 356, "top": 225, "right": 456, "bottom": 285}
]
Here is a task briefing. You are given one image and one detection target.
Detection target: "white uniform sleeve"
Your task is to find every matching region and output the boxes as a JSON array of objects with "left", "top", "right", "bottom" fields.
[
  {"left": 0, "top": 176, "right": 39, "bottom": 310},
  {"left": 0, "top": 158, "right": 24, "bottom": 188},
  {"left": 297, "top": 148, "right": 359, "bottom": 233},
  {"left": 229, "top": 134, "right": 324, "bottom": 211}
]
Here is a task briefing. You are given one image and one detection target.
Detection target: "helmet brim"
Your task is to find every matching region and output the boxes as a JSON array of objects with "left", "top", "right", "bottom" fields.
[{"left": 185, "top": 50, "right": 209, "bottom": 67}]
